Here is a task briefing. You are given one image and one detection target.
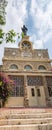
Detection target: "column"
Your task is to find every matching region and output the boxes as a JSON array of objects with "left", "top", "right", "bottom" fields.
[
  {"left": 42, "top": 76, "right": 50, "bottom": 106},
  {"left": 24, "top": 75, "right": 29, "bottom": 107}
]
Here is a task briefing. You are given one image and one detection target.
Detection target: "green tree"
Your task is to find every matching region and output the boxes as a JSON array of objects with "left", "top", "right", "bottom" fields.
[
  {"left": 0, "top": 0, "right": 17, "bottom": 44},
  {"left": 0, "top": 29, "right": 4, "bottom": 44},
  {"left": 0, "top": 29, "right": 17, "bottom": 44},
  {"left": 0, "top": 0, "right": 7, "bottom": 25}
]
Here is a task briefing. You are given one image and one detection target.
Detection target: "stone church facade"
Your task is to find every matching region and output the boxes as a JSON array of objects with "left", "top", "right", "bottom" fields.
[{"left": 0, "top": 35, "right": 52, "bottom": 107}]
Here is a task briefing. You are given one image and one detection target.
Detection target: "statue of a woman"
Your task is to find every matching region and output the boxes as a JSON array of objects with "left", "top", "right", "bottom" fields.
[{"left": 21, "top": 25, "right": 28, "bottom": 35}]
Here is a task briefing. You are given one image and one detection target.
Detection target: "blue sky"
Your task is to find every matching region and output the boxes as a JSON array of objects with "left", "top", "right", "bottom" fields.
[{"left": 0, "top": 0, "right": 52, "bottom": 64}]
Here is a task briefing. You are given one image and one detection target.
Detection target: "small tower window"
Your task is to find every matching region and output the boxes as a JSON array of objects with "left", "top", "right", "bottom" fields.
[{"left": 31, "top": 88, "right": 35, "bottom": 96}]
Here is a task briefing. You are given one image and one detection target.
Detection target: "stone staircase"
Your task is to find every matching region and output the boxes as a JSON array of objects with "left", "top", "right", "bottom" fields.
[{"left": 0, "top": 108, "right": 52, "bottom": 130}]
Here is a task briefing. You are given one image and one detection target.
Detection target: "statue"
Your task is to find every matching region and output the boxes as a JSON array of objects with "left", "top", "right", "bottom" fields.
[{"left": 21, "top": 25, "right": 28, "bottom": 35}]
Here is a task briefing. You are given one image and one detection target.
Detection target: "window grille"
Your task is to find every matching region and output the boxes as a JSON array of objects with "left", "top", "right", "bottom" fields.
[
  {"left": 46, "top": 76, "right": 52, "bottom": 97},
  {"left": 48, "top": 87, "right": 52, "bottom": 97},
  {"left": 10, "top": 64, "right": 18, "bottom": 70},
  {"left": 24, "top": 65, "right": 32, "bottom": 70},
  {"left": 9, "top": 76, "right": 24, "bottom": 97},
  {"left": 27, "top": 76, "right": 43, "bottom": 86},
  {"left": 38, "top": 65, "right": 46, "bottom": 70}
]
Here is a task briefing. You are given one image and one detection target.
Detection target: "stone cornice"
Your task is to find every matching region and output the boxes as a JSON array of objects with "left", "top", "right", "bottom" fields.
[
  {"left": 1, "top": 70, "right": 52, "bottom": 76},
  {"left": 2, "top": 57, "right": 52, "bottom": 62}
]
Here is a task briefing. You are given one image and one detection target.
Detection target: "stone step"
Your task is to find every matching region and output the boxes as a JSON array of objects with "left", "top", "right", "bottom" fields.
[
  {"left": 0, "top": 108, "right": 52, "bottom": 115},
  {"left": 0, "top": 118, "right": 52, "bottom": 126},
  {"left": 0, "top": 112, "right": 52, "bottom": 119},
  {"left": 2, "top": 113, "right": 52, "bottom": 119},
  {"left": 0, "top": 123, "right": 52, "bottom": 130},
  {"left": 0, "top": 109, "right": 52, "bottom": 130}
]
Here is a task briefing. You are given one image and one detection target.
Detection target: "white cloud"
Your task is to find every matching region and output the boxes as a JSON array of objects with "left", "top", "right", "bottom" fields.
[
  {"left": 30, "top": 35, "right": 43, "bottom": 49},
  {"left": 5, "top": 0, "right": 28, "bottom": 32},
  {"left": 43, "top": 31, "right": 52, "bottom": 43},
  {"left": 30, "top": 0, "right": 52, "bottom": 48},
  {"left": 34, "top": 40, "right": 44, "bottom": 49},
  {"left": 30, "top": 34, "right": 36, "bottom": 42}
]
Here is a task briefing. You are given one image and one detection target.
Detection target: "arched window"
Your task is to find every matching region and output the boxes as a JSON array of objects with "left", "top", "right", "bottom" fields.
[
  {"left": 24, "top": 65, "right": 32, "bottom": 70},
  {"left": 10, "top": 64, "right": 18, "bottom": 70},
  {"left": 38, "top": 65, "right": 46, "bottom": 70}
]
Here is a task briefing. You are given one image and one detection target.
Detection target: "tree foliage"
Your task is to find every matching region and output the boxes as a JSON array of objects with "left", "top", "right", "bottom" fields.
[
  {"left": 6, "top": 30, "right": 16, "bottom": 43},
  {"left": 0, "top": 0, "right": 17, "bottom": 44},
  {"left": 0, "top": 15, "right": 5, "bottom": 25},
  {"left": 0, "top": 29, "right": 17, "bottom": 44},
  {"left": 0, "top": 29, "right": 4, "bottom": 44},
  {"left": 0, "top": 0, "right": 7, "bottom": 25}
]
